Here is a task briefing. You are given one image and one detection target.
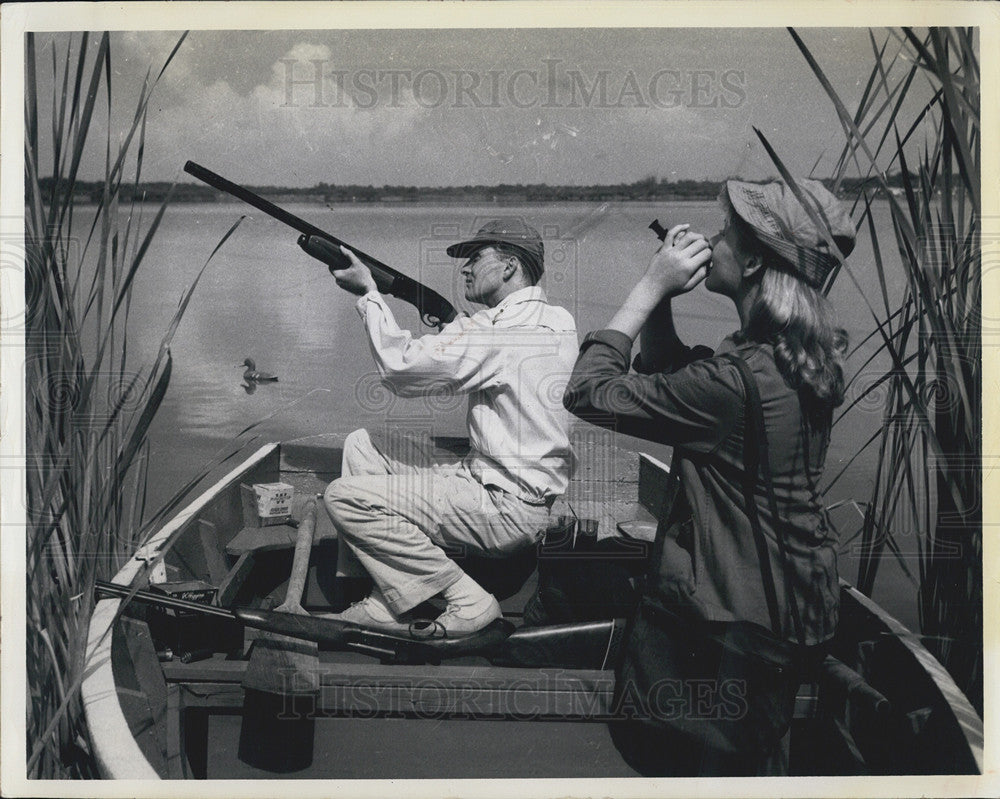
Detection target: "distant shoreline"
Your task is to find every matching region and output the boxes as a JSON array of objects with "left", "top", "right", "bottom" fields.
[
  {"left": 38, "top": 175, "right": 904, "bottom": 206},
  {"left": 70, "top": 196, "right": 730, "bottom": 206}
]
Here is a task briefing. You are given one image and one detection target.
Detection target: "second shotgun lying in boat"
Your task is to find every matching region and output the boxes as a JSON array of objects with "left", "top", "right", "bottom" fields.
[{"left": 183, "top": 161, "right": 458, "bottom": 328}]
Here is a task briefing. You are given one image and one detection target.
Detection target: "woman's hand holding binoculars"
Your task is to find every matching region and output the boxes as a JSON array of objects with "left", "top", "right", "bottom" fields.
[{"left": 639, "top": 224, "right": 712, "bottom": 302}]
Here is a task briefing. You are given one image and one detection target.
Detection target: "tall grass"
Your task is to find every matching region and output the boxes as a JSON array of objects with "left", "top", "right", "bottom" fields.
[
  {"left": 24, "top": 32, "right": 243, "bottom": 777},
  {"left": 767, "top": 27, "right": 981, "bottom": 713}
]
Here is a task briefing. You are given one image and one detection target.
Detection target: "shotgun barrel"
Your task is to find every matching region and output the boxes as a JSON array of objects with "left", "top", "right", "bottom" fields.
[
  {"left": 96, "top": 580, "right": 349, "bottom": 646},
  {"left": 183, "top": 161, "right": 458, "bottom": 328}
]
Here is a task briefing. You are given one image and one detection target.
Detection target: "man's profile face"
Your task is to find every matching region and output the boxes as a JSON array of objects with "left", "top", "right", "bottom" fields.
[{"left": 460, "top": 246, "right": 510, "bottom": 305}]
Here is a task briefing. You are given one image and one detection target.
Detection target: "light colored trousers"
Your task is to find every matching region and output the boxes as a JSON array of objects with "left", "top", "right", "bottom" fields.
[{"left": 324, "top": 429, "right": 553, "bottom": 615}]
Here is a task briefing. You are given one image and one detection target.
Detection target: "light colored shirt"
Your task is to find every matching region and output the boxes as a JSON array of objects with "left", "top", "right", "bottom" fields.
[{"left": 356, "top": 286, "right": 579, "bottom": 502}]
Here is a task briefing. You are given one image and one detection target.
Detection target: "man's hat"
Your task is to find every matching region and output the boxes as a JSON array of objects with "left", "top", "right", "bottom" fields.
[
  {"left": 446, "top": 218, "right": 544, "bottom": 282},
  {"left": 725, "top": 178, "right": 856, "bottom": 289}
]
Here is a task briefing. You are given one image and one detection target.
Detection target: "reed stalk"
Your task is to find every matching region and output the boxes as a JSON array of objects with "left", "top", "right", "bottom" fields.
[
  {"left": 773, "top": 27, "right": 981, "bottom": 713},
  {"left": 23, "top": 32, "right": 243, "bottom": 777}
]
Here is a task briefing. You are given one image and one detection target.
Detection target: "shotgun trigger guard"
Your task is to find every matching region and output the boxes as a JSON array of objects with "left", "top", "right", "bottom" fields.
[{"left": 421, "top": 311, "right": 443, "bottom": 329}]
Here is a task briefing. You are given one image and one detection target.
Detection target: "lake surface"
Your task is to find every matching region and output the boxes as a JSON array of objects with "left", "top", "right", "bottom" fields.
[{"left": 108, "top": 199, "right": 917, "bottom": 626}]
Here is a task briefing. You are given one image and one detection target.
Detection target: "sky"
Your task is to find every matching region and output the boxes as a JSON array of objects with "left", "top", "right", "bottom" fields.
[{"left": 29, "top": 27, "right": 939, "bottom": 188}]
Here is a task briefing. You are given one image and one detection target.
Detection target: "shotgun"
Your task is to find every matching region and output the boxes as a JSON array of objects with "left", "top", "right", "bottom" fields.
[
  {"left": 96, "top": 580, "right": 511, "bottom": 660},
  {"left": 183, "top": 161, "right": 458, "bottom": 328}
]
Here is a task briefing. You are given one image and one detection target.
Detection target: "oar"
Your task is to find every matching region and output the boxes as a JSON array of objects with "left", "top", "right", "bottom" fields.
[{"left": 238, "top": 498, "right": 319, "bottom": 772}]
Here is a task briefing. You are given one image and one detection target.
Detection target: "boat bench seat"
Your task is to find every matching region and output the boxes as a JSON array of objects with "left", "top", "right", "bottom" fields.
[
  {"left": 225, "top": 494, "right": 339, "bottom": 556},
  {"left": 225, "top": 524, "right": 303, "bottom": 556}
]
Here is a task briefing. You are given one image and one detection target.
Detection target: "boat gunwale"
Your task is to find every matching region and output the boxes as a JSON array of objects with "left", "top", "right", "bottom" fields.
[
  {"left": 837, "top": 583, "right": 984, "bottom": 772},
  {"left": 81, "top": 442, "right": 280, "bottom": 780}
]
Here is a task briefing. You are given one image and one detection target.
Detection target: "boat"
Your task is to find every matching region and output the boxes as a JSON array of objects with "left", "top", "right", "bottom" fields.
[{"left": 82, "top": 435, "right": 984, "bottom": 779}]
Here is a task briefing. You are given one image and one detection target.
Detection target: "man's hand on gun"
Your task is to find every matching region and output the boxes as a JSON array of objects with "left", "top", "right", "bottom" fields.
[
  {"left": 640, "top": 223, "right": 712, "bottom": 301},
  {"left": 331, "top": 246, "right": 379, "bottom": 296}
]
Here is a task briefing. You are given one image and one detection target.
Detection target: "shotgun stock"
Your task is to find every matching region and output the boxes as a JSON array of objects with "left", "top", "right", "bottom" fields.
[{"left": 183, "top": 161, "right": 457, "bottom": 328}]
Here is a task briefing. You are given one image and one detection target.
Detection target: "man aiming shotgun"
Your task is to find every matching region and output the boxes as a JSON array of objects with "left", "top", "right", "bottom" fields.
[
  {"left": 184, "top": 161, "right": 577, "bottom": 637},
  {"left": 323, "top": 218, "right": 578, "bottom": 637}
]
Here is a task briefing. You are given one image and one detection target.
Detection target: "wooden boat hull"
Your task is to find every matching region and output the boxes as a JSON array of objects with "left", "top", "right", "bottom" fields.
[{"left": 83, "top": 438, "right": 983, "bottom": 778}]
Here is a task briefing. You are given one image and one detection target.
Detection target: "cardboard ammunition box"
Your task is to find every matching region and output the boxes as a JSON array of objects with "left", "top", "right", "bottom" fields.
[
  {"left": 240, "top": 482, "right": 294, "bottom": 527},
  {"left": 145, "top": 580, "right": 244, "bottom": 657}
]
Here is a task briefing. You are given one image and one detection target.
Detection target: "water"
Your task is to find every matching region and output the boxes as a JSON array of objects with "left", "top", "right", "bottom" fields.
[{"left": 109, "top": 199, "right": 917, "bottom": 627}]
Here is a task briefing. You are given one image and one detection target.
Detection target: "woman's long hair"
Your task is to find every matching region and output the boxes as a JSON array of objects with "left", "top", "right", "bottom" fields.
[{"left": 723, "top": 195, "right": 848, "bottom": 416}]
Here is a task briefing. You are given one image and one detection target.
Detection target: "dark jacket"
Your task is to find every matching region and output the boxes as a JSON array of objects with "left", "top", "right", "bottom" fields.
[{"left": 563, "top": 329, "right": 839, "bottom": 645}]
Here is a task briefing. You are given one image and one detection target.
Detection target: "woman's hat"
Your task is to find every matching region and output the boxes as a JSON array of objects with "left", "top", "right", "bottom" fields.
[
  {"left": 446, "top": 218, "right": 545, "bottom": 281},
  {"left": 725, "top": 178, "right": 856, "bottom": 288}
]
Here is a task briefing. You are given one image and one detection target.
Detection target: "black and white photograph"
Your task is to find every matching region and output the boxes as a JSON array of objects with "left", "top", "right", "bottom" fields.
[{"left": 1, "top": 1, "right": 995, "bottom": 795}]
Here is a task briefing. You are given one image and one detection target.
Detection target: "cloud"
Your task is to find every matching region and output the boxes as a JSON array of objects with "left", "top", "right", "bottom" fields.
[
  {"left": 106, "top": 31, "right": 755, "bottom": 186},
  {"left": 139, "top": 40, "right": 431, "bottom": 184},
  {"left": 29, "top": 27, "right": 936, "bottom": 187}
]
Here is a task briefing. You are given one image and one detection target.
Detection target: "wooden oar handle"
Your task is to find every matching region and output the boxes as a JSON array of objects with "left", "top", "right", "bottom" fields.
[{"left": 277, "top": 498, "right": 316, "bottom": 613}]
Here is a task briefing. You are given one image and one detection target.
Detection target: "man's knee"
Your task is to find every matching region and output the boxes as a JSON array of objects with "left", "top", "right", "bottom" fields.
[
  {"left": 341, "top": 428, "right": 382, "bottom": 476},
  {"left": 323, "top": 477, "right": 356, "bottom": 530},
  {"left": 343, "top": 428, "right": 370, "bottom": 453},
  {"left": 324, "top": 475, "right": 385, "bottom": 534}
]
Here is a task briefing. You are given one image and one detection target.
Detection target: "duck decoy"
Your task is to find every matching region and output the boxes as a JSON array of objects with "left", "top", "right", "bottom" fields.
[{"left": 240, "top": 358, "right": 278, "bottom": 382}]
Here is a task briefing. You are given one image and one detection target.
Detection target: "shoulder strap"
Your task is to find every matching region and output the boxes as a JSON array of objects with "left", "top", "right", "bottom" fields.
[{"left": 723, "top": 352, "right": 807, "bottom": 647}]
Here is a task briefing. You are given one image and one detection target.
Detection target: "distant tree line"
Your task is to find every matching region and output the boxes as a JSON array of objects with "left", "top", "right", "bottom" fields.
[{"left": 37, "top": 174, "right": 915, "bottom": 204}]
